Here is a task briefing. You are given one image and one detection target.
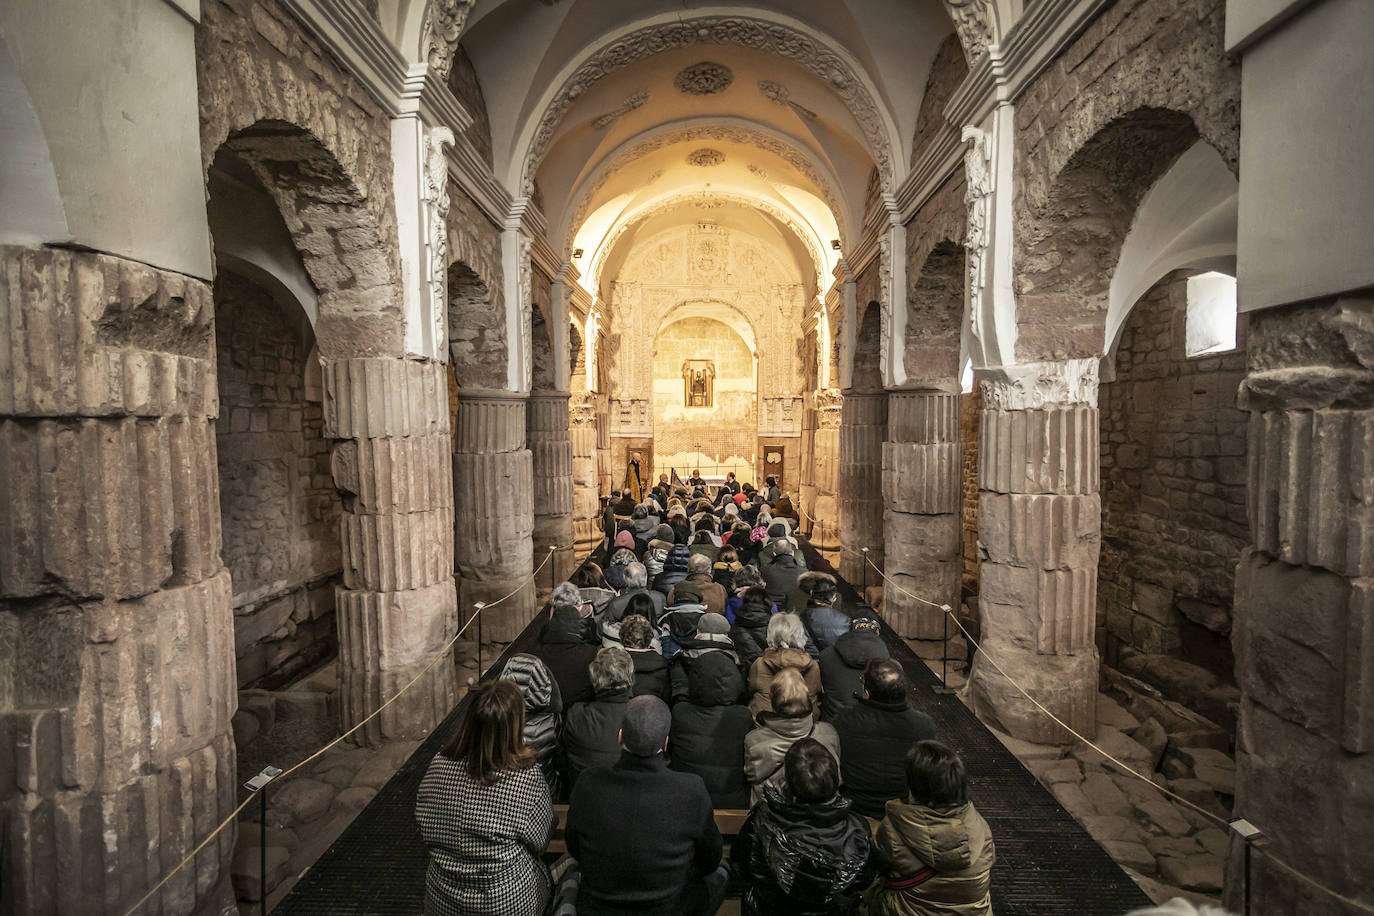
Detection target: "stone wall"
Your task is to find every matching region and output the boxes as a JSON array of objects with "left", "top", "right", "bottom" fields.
[
  {"left": 651, "top": 317, "right": 757, "bottom": 481},
  {"left": 447, "top": 189, "right": 506, "bottom": 389},
  {"left": 447, "top": 44, "right": 493, "bottom": 167},
  {"left": 214, "top": 269, "right": 341, "bottom": 689},
  {"left": 1098, "top": 273, "right": 1247, "bottom": 680},
  {"left": 1011, "top": 0, "right": 1240, "bottom": 362},
  {"left": 960, "top": 388, "right": 981, "bottom": 595},
  {"left": 904, "top": 171, "right": 966, "bottom": 378},
  {"left": 911, "top": 33, "right": 968, "bottom": 161}
]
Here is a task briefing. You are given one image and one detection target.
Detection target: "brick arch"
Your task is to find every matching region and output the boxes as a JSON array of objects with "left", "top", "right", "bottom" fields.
[
  {"left": 448, "top": 260, "right": 506, "bottom": 388},
  {"left": 852, "top": 301, "right": 884, "bottom": 392},
  {"left": 905, "top": 239, "right": 966, "bottom": 382},
  {"left": 1014, "top": 107, "right": 1205, "bottom": 362},
  {"left": 217, "top": 120, "right": 404, "bottom": 358}
]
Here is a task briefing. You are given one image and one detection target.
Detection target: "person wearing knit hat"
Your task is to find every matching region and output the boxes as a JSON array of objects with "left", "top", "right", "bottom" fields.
[{"left": 566, "top": 694, "right": 729, "bottom": 916}]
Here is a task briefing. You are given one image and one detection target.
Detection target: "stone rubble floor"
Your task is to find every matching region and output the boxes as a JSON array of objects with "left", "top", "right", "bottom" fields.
[
  {"left": 228, "top": 638, "right": 487, "bottom": 914},
  {"left": 916, "top": 651, "right": 1235, "bottom": 909}
]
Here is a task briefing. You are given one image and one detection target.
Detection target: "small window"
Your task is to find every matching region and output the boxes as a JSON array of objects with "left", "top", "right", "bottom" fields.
[
  {"left": 1185, "top": 272, "right": 1237, "bottom": 357},
  {"left": 961, "top": 357, "right": 974, "bottom": 394}
]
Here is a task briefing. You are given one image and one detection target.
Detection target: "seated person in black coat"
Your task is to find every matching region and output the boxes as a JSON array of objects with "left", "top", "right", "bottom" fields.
[
  {"left": 534, "top": 588, "right": 601, "bottom": 707},
  {"left": 668, "top": 650, "right": 754, "bottom": 808},
  {"left": 731, "top": 737, "right": 874, "bottom": 915},
  {"left": 566, "top": 696, "right": 729, "bottom": 916},
  {"left": 621, "top": 612, "right": 671, "bottom": 702},
  {"left": 832, "top": 658, "right": 937, "bottom": 819},
  {"left": 818, "top": 617, "right": 890, "bottom": 721},
  {"left": 563, "top": 647, "right": 635, "bottom": 790}
]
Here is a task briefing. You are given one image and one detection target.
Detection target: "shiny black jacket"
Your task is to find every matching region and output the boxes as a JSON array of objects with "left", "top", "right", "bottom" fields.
[{"left": 731, "top": 786, "right": 875, "bottom": 915}]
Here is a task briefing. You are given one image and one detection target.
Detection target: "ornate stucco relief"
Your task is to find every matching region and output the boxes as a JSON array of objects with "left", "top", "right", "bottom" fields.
[
  {"left": 674, "top": 62, "right": 735, "bottom": 95},
  {"left": 962, "top": 125, "right": 992, "bottom": 341},
  {"left": 979, "top": 357, "right": 1100, "bottom": 410},
  {"left": 591, "top": 90, "right": 649, "bottom": 130},
  {"left": 423, "top": 126, "right": 455, "bottom": 356},
  {"left": 758, "top": 80, "right": 818, "bottom": 120},
  {"left": 943, "top": 0, "right": 993, "bottom": 63},
  {"left": 523, "top": 17, "right": 893, "bottom": 193},
  {"left": 420, "top": 0, "right": 476, "bottom": 81}
]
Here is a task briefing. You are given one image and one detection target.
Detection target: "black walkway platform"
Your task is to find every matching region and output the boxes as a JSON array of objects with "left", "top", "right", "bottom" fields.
[{"left": 276, "top": 547, "right": 1151, "bottom": 915}]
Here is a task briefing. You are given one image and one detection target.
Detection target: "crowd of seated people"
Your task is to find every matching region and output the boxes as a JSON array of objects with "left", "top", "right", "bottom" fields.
[{"left": 417, "top": 483, "right": 997, "bottom": 915}]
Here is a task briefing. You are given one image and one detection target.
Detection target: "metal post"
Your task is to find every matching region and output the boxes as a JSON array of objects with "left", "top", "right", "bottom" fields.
[
  {"left": 550, "top": 545, "right": 557, "bottom": 593},
  {"left": 932, "top": 611, "right": 958, "bottom": 695},
  {"left": 243, "top": 766, "right": 282, "bottom": 915},
  {"left": 861, "top": 547, "right": 869, "bottom": 594},
  {"left": 1229, "top": 818, "right": 1265, "bottom": 916},
  {"left": 474, "top": 601, "right": 486, "bottom": 676}
]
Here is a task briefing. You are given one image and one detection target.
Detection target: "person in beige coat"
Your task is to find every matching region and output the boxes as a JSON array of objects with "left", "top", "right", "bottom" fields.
[
  {"left": 865, "top": 740, "right": 995, "bottom": 916},
  {"left": 746, "top": 612, "right": 822, "bottom": 716},
  {"left": 743, "top": 668, "right": 841, "bottom": 806}
]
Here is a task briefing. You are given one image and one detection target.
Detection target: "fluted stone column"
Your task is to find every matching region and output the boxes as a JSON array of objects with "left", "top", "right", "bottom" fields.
[
  {"left": 324, "top": 357, "right": 457, "bottom": 745},
  {"left": 0, "top": 248, "right": 236, "bottom": 914},
  {"left": 839, "top": 390, "right": 888, "bottom": 582},
  {"left": 1225, "top": 299, "right": 1374, "bottom": 915},
  {"left": 883, "top": 388, "right": 962, "bottom": 654},
  {"left": 595, "top": 392, "right": 612, "bottom": 497},
  {"left": 453, "top": 389, "right": 535, "bottom": 642},
  {"left": 529, "top": 391, "right": 575, "bottom": 593},
  {"left": 968, "top": 361, "right": 1100, "bottom": 744},
  {"left": 570, "top": 392, "right": 600, "bottom": 555}
]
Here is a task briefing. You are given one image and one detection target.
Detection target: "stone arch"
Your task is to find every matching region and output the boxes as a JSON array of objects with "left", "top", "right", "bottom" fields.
[
  {"left": 448, "top": 260, "right": 506, "bottom": 388},
  {"left": 216, "top": 121, "right": 404, "bottom": 358},
  {"left": 905, "top": 240, "right": 966, "bottom": 382},
  {"left": 1014, "top": 107, "right": 1206, "bottom": 362},
  {"left": 911, "top": 33, "right": 969, "bottom": 163},
  {"left": 853, "top": 301, "right": 884, "bottom": 392}
]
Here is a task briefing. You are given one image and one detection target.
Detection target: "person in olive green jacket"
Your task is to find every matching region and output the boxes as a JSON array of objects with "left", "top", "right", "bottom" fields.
[{"left": 865, "top": 740, "right": 995, "bottom": 916}]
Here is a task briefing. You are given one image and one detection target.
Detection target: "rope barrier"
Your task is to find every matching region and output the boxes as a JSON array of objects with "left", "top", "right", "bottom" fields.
[
  {"left": 862, "top": 552, "right": 1374, "bottom": 915},
  {"left": 123, "top": 545, "right": 571, "bottom": 916}
]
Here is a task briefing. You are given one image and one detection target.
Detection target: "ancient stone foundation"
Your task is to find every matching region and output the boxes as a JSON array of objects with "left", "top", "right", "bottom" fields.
[
  {"left": 0, "top": 247, "right": 237, "bottom": 915},
  {"left": 882, "top": 388, "right": 961, "bottom": 655},
  {"left": 1226, "top": 298, "right": 1374, "bottom": 915},
  {"left": 453, "top": 389, "right": 535, "bottom": 642},
  {"left": 529, "top": 392, "right": 576, "bottom": 593},
  {"left": 968, "top": 361, "right": 1101, "bottom": 744},
  {"left": 838, "top": 390, "right": 887, "bottom": 581},
  {"left": 325, "top": 358, "right": 457, "bottom": 745}
]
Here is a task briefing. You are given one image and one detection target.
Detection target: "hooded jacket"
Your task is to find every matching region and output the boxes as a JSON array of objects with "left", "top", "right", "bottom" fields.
[
  {"left": 657, "top": 599, "right": 707, "bottom": 659},
  {"left": 652, "top": 544, "right": 691, "bottom": 594},
  {"left": 628, "top": 647, "right": 672, "bottom": 702},
  {"left": 668, "top": 651, "right": 754, "bottom": 808},
  {"left": 729, "top": 591, "right": 776, "bottom": 669},
  {"left": 833, "top": 697, "right": 938, "bottom": 819},
  {"left": 805, "top": 602, "right": 852, "bottom": 653},
  {"left": 563, "top": 686, "right": 633, "bottom": 790},
  {"left": 731, "top": 786, "right": 875, "bottom": 916},
  {"left": 669, "top": 572, "right": 727, "bottom": 615},
  {"left": 818, "top": 629, "right": 890, "bottom": 721},
  {"left": 865, "top": 800, "right": 995, "bottom": 916},
  {"left": 535, "top": 606, "right": 601, "bottom": 707},
  {"left": 743, "top": 711, "right": 841, "bottom": 806},
  {"left": 712, "top": 559, "right": 743, "bottom": 592},
  {"left": 748, "top": 647, "right": 823, "bottom": 716},
  {"left": 500, "top": 654, "right": 564, "bottom": 799},
  {"left": 643, "top": 540, "right": 671, "bottom": 583},
  {"left": 601, "top": 586, "right": 665, "bottom": 627}
]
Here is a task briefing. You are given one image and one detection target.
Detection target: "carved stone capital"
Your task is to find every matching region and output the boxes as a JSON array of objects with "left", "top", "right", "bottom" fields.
[{"left": 978, "top": 358, "right": 1100, "bottom": 410}]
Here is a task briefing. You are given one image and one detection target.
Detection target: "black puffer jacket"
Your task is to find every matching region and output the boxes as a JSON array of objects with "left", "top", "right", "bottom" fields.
[
  {"left": 730, "top": 590, "right": 776, "bottom": 669},
  {"left": 629, "top": 648, "right": 671, "bottom": 702},
  {"left": 731, "top": 786, "right": 874, "bottom": 915},
  {"left": 652, "top": 544, "right": 691, "bottom": 594},
  {"left": 818, "top": 630, "right": 890, "bottom": 721},
  {"left": 668, "top": 652, "right": 754, "bottom": 808},
  {"left": 500, "top": 653, "right": 564, "bottom": 800}
]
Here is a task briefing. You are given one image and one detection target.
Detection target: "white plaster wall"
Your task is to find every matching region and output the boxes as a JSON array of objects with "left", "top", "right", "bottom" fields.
[
  {"left": 0, "top": 0, "right": 213, "bottom": 278},
  {"left": 1233, "top": 0, "right": 1374, "bottom": 312}
]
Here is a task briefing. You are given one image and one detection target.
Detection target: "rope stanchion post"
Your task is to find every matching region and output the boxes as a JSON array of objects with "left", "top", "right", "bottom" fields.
[
  {"left": 549, "top": 544, "right": 557, "bottom": 593},
  {"left": 1230, "top": 818, "right": 1266, "bottom": 916},
  {"left": 932, "top": 608, "right": 958, "bottom": 695},
  {"left": 474, "top": 601, "right": 486, "bottom": 675},
  {"left": 860, "top": 546, "right": 868, "bottom": 595},
  {"left": 243, "top": 766, "right": 282, "bottom": 916}
]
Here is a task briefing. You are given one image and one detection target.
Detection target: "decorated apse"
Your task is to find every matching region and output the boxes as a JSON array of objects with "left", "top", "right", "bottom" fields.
[{"left": 601, "top": 203, "right": 810, "bottom": 490}]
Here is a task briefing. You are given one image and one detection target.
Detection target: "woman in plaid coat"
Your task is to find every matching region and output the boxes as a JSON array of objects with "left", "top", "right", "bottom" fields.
[{"left": 415, "top": 679, "right": 555, "bottom": 916}]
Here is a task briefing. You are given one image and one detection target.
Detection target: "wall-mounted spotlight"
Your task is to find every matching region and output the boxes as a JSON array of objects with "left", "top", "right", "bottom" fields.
[
  {"left": 573, "top": 248, "right": 584, "bottom": 259},
  {"left": 830, "top": 239, "right": 841, "bottom": 251}
]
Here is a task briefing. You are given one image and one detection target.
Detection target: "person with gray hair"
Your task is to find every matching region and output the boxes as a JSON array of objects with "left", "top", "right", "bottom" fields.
[
  {"left": 668, "top": 551, "right": 728, "bottom": 614},
  {"left": 566, "top": 695, "right": 729, "bottom": 916},
  {"left": 599, "top": 560, "right": 665, "bottom": 633},
  {"left": 748, "top": 612, "right": 823, "bottom": 716},
  {"left": 562, "top": 646, "right": 635, "bottom": 789}
]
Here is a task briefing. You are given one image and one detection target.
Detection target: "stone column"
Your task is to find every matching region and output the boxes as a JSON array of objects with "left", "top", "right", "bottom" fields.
[
  {"left": 528, "top": 391, "right": 575, "bottom": 594},
  {"left": 968, "top": 360, "right": 1100, "bottom": 744},
  {"left": 570, "top": 392, "right": 600, "bottom": 555},
  {"left": 595, "top": 391, "right": 612, "bottom": 496},
  {"left": 883, "top": 388, "right": 962, "bottom": 654},
  {"left": 838, "top": 389, "right": 888, "bottom": 582},
  {"left": 1225, "top": 298, "right": 1374, "bottom": 915},
  {"left": 453, "top": 389, "right": 535, "bottom": 642},
  {"left": 0, "top": 247, "right": 236, "bottom": 914},
  {"left": 324, "top": 357, "right": 456, "bottom": 745}
]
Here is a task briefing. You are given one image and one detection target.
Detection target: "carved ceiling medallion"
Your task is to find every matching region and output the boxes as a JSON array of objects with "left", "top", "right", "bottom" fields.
[
  {"left": 687, "top": 148, "right": 726, "bottom": 167},
  {"left": 674, "top": 61, "right": 734, "bottom": 95}
]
